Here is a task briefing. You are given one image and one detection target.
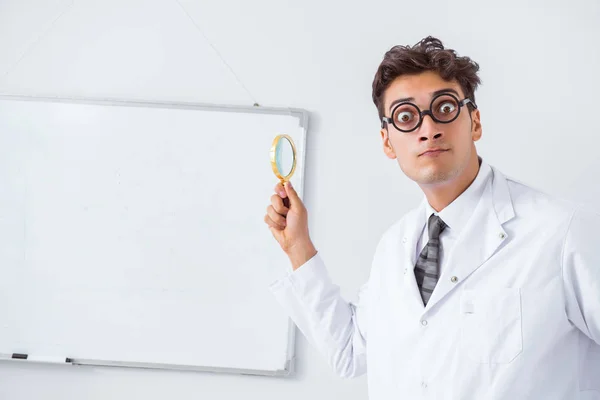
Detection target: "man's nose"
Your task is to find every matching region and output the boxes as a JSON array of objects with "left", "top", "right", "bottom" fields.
[{"left": 419, "top": 113, "right": 443, "bottom": 141}]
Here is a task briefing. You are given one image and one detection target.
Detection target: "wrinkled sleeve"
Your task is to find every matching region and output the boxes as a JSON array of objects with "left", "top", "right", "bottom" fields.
[{"left": 269, "top": 252, "right": 370, "bottom": 378}]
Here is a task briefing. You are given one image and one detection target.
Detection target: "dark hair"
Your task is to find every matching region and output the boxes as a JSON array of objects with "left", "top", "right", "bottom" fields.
[{"left": 372, "top": 36, "right": 481, "bottom": 121}]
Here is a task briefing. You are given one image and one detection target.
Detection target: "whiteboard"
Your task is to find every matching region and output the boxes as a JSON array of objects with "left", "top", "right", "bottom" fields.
[{"left": 0, "top": 95, "right": 308, "bottom": 376}]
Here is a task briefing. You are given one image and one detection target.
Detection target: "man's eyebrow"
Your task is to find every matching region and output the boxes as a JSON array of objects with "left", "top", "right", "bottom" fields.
[
  {"left": 387, "top": 88, "right": 461, "bottom": 113},
  {"left": 388, "top": 96, "right": 415, "bottom": 111},
  {"left": 431, "top": 88, "right": 460, "bottom": 98}
]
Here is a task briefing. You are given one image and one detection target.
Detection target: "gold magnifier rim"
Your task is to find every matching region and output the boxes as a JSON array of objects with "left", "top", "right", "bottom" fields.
[{"left": 270, "top": 134, "right": 297, "bottom": 183}]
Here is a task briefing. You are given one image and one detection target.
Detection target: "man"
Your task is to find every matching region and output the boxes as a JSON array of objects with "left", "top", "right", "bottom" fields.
[{"left": 263, "top": 36, "right": 600, "bottom": 399}]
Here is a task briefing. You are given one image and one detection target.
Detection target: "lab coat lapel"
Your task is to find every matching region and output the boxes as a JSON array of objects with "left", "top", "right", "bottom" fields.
[
  {"left": 400, "top": 199, "right": 428, "bottom": 311},
  {"left": 424, "top": 166, "right": 516, "bottom": 312}
]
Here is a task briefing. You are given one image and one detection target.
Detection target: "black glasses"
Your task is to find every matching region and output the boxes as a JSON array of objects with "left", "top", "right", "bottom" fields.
[{"left": 381, "top": 93, "right": 477, "bottom": 133}]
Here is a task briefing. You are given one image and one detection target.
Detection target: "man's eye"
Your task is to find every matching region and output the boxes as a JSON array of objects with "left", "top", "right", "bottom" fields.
[
  {"left": 396, "top": 112, "right": 414, "bottom": 123},
  {"left": 438, "top": 102, "right": 456, "bottom": 114}
]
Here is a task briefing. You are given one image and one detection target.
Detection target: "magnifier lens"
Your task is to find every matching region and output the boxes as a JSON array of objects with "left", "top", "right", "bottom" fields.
[{"left": 275, "top": 137, "right": 294, "bottom": 178}]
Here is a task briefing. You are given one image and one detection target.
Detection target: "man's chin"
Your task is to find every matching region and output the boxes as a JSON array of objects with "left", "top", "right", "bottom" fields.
[{"left": 413, "top": 167, "right": 457, "bottom": 186}]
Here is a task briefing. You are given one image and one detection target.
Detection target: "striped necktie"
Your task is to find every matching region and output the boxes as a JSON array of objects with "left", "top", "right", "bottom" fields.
[{"left": 414, "top": 214, "right": 447, "bottom": 306}]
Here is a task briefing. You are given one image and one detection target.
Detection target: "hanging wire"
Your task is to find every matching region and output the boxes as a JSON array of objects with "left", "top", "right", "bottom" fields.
[
  {"left": 0, "top": 0, "right": 76, "bottom": 86},
  {"left": 174, "top": 0, "right": 259, "bottom": 106}
]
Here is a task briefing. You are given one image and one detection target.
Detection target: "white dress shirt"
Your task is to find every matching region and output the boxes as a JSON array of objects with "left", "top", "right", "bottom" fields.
[
  {"left": 270, "top": 160, "right": 600, "bottom": 399},
  {"left": 416, "top": 159, "right": 492, "bottom": 275}
]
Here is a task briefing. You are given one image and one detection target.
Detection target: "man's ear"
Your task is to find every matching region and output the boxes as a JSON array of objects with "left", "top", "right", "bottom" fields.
[
  {"left": 380, "top": 128, "right": 396, "bottom": 159},
  {"left": 471, "top": 109, "right": 482, "bottom": 142}
]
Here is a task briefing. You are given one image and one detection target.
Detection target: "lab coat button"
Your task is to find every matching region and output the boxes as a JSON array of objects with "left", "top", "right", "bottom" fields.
[
  {"left": 451, "top": 276, "right": 458, "bottom": 283},
  {"left": 402, "top": 237, "right": 407, "bottom": 243},
  {"left": 499, "top": 232, "right": 506, "bottom": 239},
  {"left": 421, "top": 382, "right": 428, "bottom": 388},
  {"left": 421, "top": 320, "right": 428, "bottom": 326}
]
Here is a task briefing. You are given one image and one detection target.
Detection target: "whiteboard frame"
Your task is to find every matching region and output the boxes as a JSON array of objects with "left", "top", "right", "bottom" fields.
[{"left": 0, "top": 93, "right": 308, "bottom": 377}]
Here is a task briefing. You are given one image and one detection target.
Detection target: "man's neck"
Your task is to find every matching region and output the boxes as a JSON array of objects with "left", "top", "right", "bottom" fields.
[{"left": 419, "top": 156, "right": 481, "bottom": 212}]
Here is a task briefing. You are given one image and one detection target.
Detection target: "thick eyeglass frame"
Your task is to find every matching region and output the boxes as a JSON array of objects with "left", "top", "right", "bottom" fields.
[{"left": 381, "top": 93, "right": 478, "bottom": 133}]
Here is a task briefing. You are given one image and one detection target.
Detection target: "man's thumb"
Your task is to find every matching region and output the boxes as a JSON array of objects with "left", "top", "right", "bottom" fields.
[{"left": 284, "top": 181, "right": 300, "bottom": 204}]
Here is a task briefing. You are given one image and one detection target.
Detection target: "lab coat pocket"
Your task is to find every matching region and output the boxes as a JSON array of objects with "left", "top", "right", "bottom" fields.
[{"left": 460, "top": 287, "right": 523, "bottom": 364}]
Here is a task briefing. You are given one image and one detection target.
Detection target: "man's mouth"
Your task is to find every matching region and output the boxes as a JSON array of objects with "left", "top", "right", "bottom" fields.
[{"left": 419, "top": 148, "right": 449, "bottom": 157}]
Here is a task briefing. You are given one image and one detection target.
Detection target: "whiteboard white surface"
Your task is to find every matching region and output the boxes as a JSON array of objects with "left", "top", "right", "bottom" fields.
[{"left": 0, "top": 95, "right": 308, "bottom": 376}]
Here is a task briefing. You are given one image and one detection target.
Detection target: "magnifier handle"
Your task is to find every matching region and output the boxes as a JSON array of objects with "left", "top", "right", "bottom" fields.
[{"left": 281, "top": 180, "right": 291, "bottom": 209}]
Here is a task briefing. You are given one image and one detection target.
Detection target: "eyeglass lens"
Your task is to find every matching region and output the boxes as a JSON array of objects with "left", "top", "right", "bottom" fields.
[{"left": 391, "top": 94, "right": 461, "bottom": 131}]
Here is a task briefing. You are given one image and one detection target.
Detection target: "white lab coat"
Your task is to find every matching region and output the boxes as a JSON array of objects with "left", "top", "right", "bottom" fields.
[{"left": 270, "top": 163, "right": 600, "bottom": 399}]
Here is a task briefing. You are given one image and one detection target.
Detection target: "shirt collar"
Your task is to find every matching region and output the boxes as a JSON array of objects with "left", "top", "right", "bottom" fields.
[{"left": 424, "top": 157, "right": 492, "bottom": 235}]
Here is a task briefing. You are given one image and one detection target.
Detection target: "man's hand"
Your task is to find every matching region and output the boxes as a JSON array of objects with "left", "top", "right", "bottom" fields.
[{"left": 264, "top": 181, "right": 317, "bottom": 270}]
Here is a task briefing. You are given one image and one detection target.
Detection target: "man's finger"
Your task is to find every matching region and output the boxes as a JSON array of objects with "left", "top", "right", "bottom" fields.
[
  {"left": 266, "top": 206, "right": 287, "bottom": 228},
  {"left": 274, "top": 183, "right": 287, "bottom": 198},
  {"left": 284, "top": 181, "right": 300, "bottom": 204},
  {"left": 264, "top": 214, "right": 284, "bottom": 230},
  {"left": 271, "top": 194, "right": 289, "bottom": 216}
]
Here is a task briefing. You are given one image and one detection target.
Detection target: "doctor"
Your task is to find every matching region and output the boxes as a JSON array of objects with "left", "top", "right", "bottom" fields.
[{"left": 264, "top": 36, "right": 600, "bottom": 399}]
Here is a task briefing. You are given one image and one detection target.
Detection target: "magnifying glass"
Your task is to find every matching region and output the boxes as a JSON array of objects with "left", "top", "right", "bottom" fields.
[{"left": 270, "top": 134, "right": 297, "bottom": 206}]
